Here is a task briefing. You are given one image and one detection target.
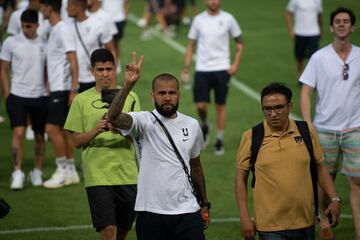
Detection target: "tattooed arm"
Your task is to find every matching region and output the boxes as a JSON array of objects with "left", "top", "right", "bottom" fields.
[{"left": 107, "top": 52, "right": 144, "bottom": 129}]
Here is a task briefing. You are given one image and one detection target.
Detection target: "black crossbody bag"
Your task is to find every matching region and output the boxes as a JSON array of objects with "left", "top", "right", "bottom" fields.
[{"left": 150, "top": 112, "right": 202, "bottom": 204}]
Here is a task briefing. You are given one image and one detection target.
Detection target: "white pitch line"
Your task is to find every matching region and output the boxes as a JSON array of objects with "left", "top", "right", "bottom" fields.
[
  {"left": 0, "top": 215, "right": 353, "bottom": 235},
  {"left": 127, "top": 13, "right": 300, "bottom": 120}
]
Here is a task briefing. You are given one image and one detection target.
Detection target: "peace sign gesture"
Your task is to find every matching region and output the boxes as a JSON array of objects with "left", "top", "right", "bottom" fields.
[{"left": 124, "top": 51, "right": 144, "bottom": 87}]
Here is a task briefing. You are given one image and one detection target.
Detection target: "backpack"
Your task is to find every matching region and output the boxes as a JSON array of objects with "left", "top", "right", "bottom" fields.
[{"left": 249, "top": 120, "right": 318, "bottom": 217}]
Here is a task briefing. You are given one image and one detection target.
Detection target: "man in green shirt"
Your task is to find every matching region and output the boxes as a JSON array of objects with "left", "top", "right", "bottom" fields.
[{"left": 64, "top": 48, "right": 141, "bottom": 240}]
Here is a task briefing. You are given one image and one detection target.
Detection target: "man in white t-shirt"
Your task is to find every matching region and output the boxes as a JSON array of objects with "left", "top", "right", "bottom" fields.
[
  {"left": 40, "top": 0, "right": 80, "bottom": 189},
  {"left": 181, "top": 0, "right": 243, "bottom": 155},
  {"left": 86, "top": 0, "right": 118, "bottom": 40},
  {"left": 66, "top": 0, "right": 115, "bottom": 93},
  {"left": 7, "top": 0, "right": 51, "bottom": 39},
  {"left": 0, "top": 9, "right": 47, "bottom": 190},
  {"left": 300, "top": 7, "right": 360, "bottom": 240},
  {"left": 107, "top": 57, "right": 210, "bottom": 239},
  {"left": 285, "top": 0, "right": 323, "bottom": 78},
  {"left": 102, "top": 0, "right": 128, "bottom": 73}
]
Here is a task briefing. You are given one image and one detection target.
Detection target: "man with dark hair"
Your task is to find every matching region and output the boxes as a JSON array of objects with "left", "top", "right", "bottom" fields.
[
  {"left": 181, "top": 0, "right": 244, "bottom": 155},
  {"left": 66, "top": 0, "right": 116, "bottom": 93},
  {"left": 300, "top": 7, "right": 360, "bottom": 239},
  {"left": 64, "top": 49, "right": 140, "bottom": 240},
  {"left": 108, "top": 56, "right": 210, "bottom": 240},
  {"left": 235, "top": 83, "right": 340, "bottom": 240},
  {"left": 0, "top": 9, "right": 47, "bottom": 190},
  {"left": 40, "top": 0, "right": 80, "bottom": 189}
]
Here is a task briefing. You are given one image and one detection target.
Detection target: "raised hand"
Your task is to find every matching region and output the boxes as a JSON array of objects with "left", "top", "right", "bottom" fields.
[{"left": 124, "top": 51, "right": 144, "bottom": 87}]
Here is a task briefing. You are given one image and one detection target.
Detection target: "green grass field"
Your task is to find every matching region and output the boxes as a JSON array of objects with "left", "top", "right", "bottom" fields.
[{"left": 0, "top": 0, "right": 359, "bottom": 239}]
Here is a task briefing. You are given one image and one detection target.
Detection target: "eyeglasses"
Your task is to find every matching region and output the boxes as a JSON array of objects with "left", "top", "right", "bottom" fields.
[
  {"left": 343, "top": 63, "right": 349, "bottom": 80},
  {"left": 262, "top": 103, "right": 289, "bottom": 115}
]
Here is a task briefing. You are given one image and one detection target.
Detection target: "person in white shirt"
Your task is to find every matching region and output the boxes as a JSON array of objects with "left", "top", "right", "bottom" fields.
[
  {"left": 66, "top": 0, "right": 115, "bottom": 93},
  {"left": 7, "top": 0, "right": 51, "bottom": 39},
  {"left": 101, "top": 0, "right": 128, "bottom": 73},
  {"left": 40, "top": 0, "right": 80, "bottom": 189},
  {"left": 108, "top": 57, "right": 210, "bottom": 239},
  {"left": 0, "top": 9, "right": 47, "bottom": 190},
  {"left": 300, "top": 7, "right": 360, "bottom": 240},
  {"left": 181, "top": 0, "right": 243, "bottom": 155},
  {"left": 285, "top": 0, "right": 323, "bottom": 78},
  {"left": 86, "top": 0, "right": 118, "bottom": 40}
]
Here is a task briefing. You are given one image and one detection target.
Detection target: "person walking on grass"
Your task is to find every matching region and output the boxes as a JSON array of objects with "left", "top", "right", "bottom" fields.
[
  {"left": 300, "top": 7, "right": 360, "bottom": 240},
  {"left": 236, "top": 83, "right": 340, "bottom": 240},
  {"left": 64, "top": 48, "right": 140, "bottom": 240},
  {"left": 181, "top": 0, "right": 243, "bottom": 155}
]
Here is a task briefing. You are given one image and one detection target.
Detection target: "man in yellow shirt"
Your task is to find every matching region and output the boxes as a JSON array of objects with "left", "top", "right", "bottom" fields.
[{"left": 235, "top": 82, "right": 341, "bottom": 240}]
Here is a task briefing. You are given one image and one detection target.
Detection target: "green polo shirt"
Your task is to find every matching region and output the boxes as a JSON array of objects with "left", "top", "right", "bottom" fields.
[{"left": 64, "top": 87, "right": 139, "bottom": 187}]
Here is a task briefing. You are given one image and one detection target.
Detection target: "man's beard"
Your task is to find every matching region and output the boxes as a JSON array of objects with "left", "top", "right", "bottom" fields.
[{"left": 155, "top": 101, "right": 179, "bottom": 118}]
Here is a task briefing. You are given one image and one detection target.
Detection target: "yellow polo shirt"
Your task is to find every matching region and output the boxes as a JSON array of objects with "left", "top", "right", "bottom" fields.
[{"left": 236, "top": 120, "right": 324, "bottom": 231}]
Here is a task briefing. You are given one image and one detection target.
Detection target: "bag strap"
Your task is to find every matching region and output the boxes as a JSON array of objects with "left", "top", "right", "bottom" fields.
[
  {"left": 74, "top": 21, "right": 91, "bottom": 60},
  {"left": 295, "top": 120, "right": 319, "bottom": 219},
  {"left": 250, "top": 122, "right": 264, "bottom": 188},
  {"left": 150, "top": 112, "right": 201, "bottom": 203}
]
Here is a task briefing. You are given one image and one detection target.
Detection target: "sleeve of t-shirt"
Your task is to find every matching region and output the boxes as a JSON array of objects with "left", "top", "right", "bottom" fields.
[
  {"left": 121, "top": 111, "right": 145, "bottom": 138},
  {"left": 60, "top": 23, "right": 76, "bottom": 52},
  {"left": 286, "top": 0, "right": 296, "bottom": 13},
  {"left": 129, "top": 91, "right": 141, "bottom": 112},
  {"left": 236, "top": 130, "right": 252, "bottom": 170},
  {"left": 64, "top": 95, "right": 84, "bottom": 133},
  {"left": 190, "top": 123, "right": 205, "bottom": 158},
  {"left": 0, "top": 38, "right": 13, "bottom": 62},
  {"left": 299, "top": 55, "right": 317, "bottom": 87},
  {"left": 7, "top": 11, "right": 20, "bottom": 35},
  {"left": 229, "top": 15, "right": 241, "bottom": 38},
  {"left": 187, "top": 16, "right": 199, "bottom": 40},
  {"left": 308, "top": 122, "right": 324, "bottom": 164}
]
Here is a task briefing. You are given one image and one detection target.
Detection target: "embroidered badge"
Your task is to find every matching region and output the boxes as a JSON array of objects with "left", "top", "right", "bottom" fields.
[{"left": 294, "top": 136, "right": 303, "bottom": 144}]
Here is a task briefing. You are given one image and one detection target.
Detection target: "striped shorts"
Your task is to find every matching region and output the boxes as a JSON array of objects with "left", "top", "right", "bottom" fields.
[{"left": 316, "top": 127, "right": 360, "bottom": 177}]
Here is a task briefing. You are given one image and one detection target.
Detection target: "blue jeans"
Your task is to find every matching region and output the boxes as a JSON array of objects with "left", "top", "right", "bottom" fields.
[{"left": 258, "top": 225, "right": 315, "bottom": 240}]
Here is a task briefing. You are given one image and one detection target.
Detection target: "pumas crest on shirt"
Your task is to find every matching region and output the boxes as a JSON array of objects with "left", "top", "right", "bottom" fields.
[{"left": 294, "top": 136, "right": 303, "bottom": 144}]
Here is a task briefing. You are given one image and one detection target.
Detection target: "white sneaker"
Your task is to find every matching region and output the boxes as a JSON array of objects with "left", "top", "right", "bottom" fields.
[
  {"left": 64, "top": 167, "right": 80, "bottom": 186},
  {"left": 10, "top": 170, "right": 25, "bottom": 190},
  {"left": 136, "top": 18, "right": 147, "bottom": 28},
  {"left": 25, "top": 126, "right": 34, "bottom": 140},
  {"left": 0, "top": 115, "right": 5, "bottom": 123},
  {"left": 29, "top": 169, "right": 43, "bottom": 186},
  {"left": 43, "top": 168, "right": 66, "bottom": 189}
]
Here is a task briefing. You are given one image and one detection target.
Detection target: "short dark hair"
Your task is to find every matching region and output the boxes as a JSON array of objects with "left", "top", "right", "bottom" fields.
[
  {"left": 152, "top": 73, "right": 179, "bottom": 91},
  {"left": 261, "top": 82, "right": 292, "bottom": 103},
  {"left": 70, "top": 0, "right": 87, "bottom": 9},
  {"left": 40, "top": 0, "right": 62, "bottom": 13},
  {"left": 90, "top": 48, "right": 114, "bottom": 67},
  {"left": 330, "top": 7, "right": 356, "bottom": 26},
  {"left": 20, "top": 9, "right": 39, "bottom": 23}
]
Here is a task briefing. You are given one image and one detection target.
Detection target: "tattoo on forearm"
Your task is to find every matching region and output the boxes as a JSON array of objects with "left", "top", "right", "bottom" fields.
[
  {"left": 108, "top": 86, "right": 132, "bottom": 124},
  {"left": 116, "top": 113, "right": 133, "bottom": 130}
]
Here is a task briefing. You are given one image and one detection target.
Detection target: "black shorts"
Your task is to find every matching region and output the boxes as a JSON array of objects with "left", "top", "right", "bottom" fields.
[
  {"left": 5, "top": 94, "right": 48, "bottom": 133},
  {"left": 114, "top": 21, "right": 126, "bottom": 41},
  {"left": 147, "top": 0, "right": 164, "bottom": 14},
  {"left": 46, "top": 91, "right": 70, "bottom": 126},
  {"left": 294, "top": 35, "right": 320, "bottom": 60},
  {"left": 86, "top": 185, "right": 137, "bottom": 232},
  {"left": 193, "top": 70, "right": 231, "bottom": 105},
  {"left": 136, "top": 211, "right": 205, "bottom": 240},
  {"left": 78, "top": 82, "right": 95, "bottom": 93}
]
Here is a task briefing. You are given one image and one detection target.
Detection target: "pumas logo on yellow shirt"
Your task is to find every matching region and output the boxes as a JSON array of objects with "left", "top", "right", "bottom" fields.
[{"left": 294, "top": 136, "right": 303, "bottom": 144}]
